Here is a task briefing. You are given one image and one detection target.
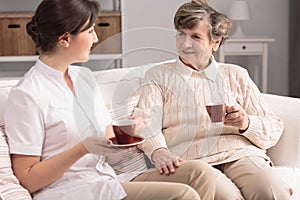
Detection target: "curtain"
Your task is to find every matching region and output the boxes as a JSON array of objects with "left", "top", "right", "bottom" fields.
[{"left": 289, "top": 0, "right": 300, "bottom": 97}]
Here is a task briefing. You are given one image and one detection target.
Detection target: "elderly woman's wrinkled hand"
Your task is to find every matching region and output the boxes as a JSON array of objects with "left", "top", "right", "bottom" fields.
[
  {"left": 225, "top": 105, "right": 250, "bottom": 132},
  {"left": 151, "top": 148, "right": 183, "bottom": 175}
]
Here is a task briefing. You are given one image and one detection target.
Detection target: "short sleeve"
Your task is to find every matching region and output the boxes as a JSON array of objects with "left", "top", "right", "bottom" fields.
[{"left": 4, "top": 88, "right": 44, "bottom": 156}]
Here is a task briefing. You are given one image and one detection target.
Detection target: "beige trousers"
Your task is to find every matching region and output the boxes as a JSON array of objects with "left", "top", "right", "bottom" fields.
[
  {"left": 121, "top": 160, "right": 215, "bottom": 200},
  {"left": 213, "top": 156, "right": 292, "bottom": 200}
]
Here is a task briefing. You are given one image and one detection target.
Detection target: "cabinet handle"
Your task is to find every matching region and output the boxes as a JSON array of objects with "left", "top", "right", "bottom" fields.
[
  {"left": 8, "top": 24, "right": 21, "bottom": 28},
  {"left": 242, "top": 45, "right": 246, "bottom": 50},
  {"left": 97, "top": 22, "right": 110, "bottom": 27}
]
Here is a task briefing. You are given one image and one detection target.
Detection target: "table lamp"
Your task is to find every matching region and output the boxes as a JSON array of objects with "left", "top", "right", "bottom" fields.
[{"left": 228, "top": 0, "right": 251, "bottom": 38}]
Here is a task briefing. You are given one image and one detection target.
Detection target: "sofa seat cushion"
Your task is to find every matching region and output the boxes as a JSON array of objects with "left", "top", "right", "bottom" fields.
[
  {"left": 274, "top": 166, "right": 300, "bottom": 200},
  {"left": 0, "top": 130, "right": 32, "bottom": 200}
]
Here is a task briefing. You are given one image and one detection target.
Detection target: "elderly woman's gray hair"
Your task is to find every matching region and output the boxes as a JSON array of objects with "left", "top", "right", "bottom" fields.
[{"left": 174, "top": 0, "right": 232, "bottom": 46}]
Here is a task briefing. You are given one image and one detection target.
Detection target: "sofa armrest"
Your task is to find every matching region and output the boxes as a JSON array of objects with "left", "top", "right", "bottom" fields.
[{"left": 263, "top": 93, "right": 300, "bottom": 168}]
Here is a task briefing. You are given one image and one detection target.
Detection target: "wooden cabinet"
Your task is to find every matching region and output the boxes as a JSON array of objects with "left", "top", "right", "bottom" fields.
[
  {"left": 218, "top": 38, "right": 274, "bottom": 93},
  {"left": 0, "top": 11, "right": 122, "bottom": 56},
  {"left": 93, "top": 11, "right": 122, "bottom": 54},
  {"left": 0, "top": 13, "right": 36, "bottom": 56}
]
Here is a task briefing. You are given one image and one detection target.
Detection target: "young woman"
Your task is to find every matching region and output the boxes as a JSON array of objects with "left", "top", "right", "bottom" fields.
[{"left": 4, "top": 0, "right": 216, "bottom": 199}]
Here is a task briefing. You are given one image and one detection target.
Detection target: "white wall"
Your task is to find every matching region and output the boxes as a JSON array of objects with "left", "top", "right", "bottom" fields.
[
  {"left": 122, "top": 0, "right": 289, "bottom": 96},
  {"left": 121, "top": 0, "right": 186, "bottom": 67},
  {"left": 212, "top": 0, "right": 289, "bottom": 96},
  {"left": 0, "top": 0, "right": 289, "bottom": 95}
]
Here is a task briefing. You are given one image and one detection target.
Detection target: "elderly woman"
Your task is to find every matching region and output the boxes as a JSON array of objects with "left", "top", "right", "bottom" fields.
[{"left": 135, "top": 0, "right": 292, "bottom": 199}]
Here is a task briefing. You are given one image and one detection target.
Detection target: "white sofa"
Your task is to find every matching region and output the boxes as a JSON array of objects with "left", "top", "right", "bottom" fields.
[{"left": 0, "top": 60, "right": 300, "bottom": 199}]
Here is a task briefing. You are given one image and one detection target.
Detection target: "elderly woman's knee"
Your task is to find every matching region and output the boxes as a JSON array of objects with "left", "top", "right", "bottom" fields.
[
  {"left": 241, "top": 181, "right": 291, "bottom": 200},
  {"left": 180, "top": 160, "right": 215, "bottom": 180},
  {"left": 177, "top": 184, "right": 201, "bottom": 200}
]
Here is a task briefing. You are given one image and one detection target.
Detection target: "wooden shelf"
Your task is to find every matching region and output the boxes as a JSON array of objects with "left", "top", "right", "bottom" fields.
[
  {"left": 89, "top": 54, "right": 122, "bottom": 60},
  {"left": 0, "top": 56, "right": 37, "bottom": 62},
  {"left": 0, "top": 54, "right": 122, "bottom": 62}
]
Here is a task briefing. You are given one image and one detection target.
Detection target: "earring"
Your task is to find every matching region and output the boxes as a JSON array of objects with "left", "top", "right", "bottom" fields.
[{"left": 62, "top": 42, "right": 69, "bottom": 48}]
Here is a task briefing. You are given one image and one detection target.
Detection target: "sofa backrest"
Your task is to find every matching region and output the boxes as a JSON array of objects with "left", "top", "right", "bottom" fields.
[
  {"left": 264, "top": 93, "right": 300, "bottom": 168},
  {"left": 0, "top": 79, "right": 21, "bottom": 127},
  {"left": 93, "top": 60, "right": 175, "bottom": 120}
]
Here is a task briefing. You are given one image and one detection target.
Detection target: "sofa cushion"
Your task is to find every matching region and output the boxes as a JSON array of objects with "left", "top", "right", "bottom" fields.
[
  {"left": 0, "top": 79, "right": 32, "bottom": 199},
  {"left": 0, "top": 130, "right": 32, "bottom": 200},
  {"left": 94, "top": 60, "right": 175, "bottom": 120},
  {"left": 0, "top": 79, "right": 20, "bottom": 125},
  {"left": 274, "top": 166, "right": 300, "bottom": 200},
  {"left": 264, "top": 93, "right": 300, "bottom": 168},
  {"left": 94, "top": 66, "right": 148, "bottom": 120}
]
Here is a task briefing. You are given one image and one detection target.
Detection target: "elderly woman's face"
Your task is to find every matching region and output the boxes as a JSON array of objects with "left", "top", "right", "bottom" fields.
[{"left": 176, "top": 21, "right": 220, "bottom": 70}]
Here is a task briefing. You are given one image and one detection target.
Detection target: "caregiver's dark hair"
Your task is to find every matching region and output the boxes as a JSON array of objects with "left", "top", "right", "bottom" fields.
[{"left": 26, "top": 0, "right": 100, "bottom": 53}]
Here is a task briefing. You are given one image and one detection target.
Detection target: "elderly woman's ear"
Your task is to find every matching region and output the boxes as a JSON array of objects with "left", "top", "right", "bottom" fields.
[{"left": 212, "top": 37, "right": 222, "bottom": 52}]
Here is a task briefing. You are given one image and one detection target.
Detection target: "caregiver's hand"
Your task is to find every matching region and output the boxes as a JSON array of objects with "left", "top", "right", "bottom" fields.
[{"left": 82, "top": 136, "right": 120, "bottom": 156}]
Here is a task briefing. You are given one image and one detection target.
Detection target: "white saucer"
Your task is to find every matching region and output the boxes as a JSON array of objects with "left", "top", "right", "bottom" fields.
[{"left": 109, "top": 137, "right": 145, "bottom": 147}]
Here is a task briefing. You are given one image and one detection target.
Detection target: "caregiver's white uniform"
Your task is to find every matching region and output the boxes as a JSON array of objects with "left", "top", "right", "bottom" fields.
[{"left": 5, "top": 59, "right": 126, "bottom": 200}]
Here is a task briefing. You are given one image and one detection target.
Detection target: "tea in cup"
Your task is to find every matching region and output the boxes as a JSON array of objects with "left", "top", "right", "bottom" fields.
[
  {"left": 206, "top": 103, "right": 226, "bottom": 123},
  {"left": 112, "top": 120, "right": 136, "bottom": 144}
]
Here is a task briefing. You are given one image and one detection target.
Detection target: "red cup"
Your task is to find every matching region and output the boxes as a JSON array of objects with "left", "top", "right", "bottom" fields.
[
  {"left": 206, "top": 103, "right": 226, "bottom": 123},
  {"left": 112, "top": 120, "right": 136, "bottom": 144}
]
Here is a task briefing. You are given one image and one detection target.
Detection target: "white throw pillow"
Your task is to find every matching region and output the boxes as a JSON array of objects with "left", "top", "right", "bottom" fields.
[{"left": 0, "top": 129, "right": 32, "bottom": 200}]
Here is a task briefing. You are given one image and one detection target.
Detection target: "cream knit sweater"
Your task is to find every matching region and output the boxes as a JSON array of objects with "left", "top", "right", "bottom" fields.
[{"left": 135, "top": 58, "right": 284, "bottom": 165}]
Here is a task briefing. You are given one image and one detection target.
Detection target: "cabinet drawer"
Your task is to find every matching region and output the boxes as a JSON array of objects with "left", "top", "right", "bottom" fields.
[
  {"left": 224, "top": 42, "right": 263, "bottom": 53},
  {"left": 0, "top": 14, "right": 36, "bottom": 56},
  {"left": 92, "top": 14, "right": 121, "bottom": 54},
  {"left": 0, "top": 11, "right": 122, "bottom": 56}
]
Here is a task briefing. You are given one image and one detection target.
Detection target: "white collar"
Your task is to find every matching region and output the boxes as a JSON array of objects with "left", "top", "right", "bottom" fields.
[
  {"left": 175, "top": 57, "right": 218, "bottom": 81},
  {"left": 203, "top": 58, "right": 218, "bottom": 81}
]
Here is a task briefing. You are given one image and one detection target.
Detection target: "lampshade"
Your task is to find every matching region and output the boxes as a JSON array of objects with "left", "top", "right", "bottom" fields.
[{"left": 228, "top": 0, "right": 251, "bottom": 21}]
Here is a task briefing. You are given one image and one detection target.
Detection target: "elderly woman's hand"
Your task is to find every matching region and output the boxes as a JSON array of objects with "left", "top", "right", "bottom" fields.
[
  {"left": 225, "top": 105, "right": 250, "bottom": 132},
  {"left": 151, "top": 148, "right": 183, "bottom": 175}
]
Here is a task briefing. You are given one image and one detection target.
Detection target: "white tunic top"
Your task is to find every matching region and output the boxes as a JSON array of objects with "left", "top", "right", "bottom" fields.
[{"left": 4, "top": 59, "right": 126, "bottom": 200}]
